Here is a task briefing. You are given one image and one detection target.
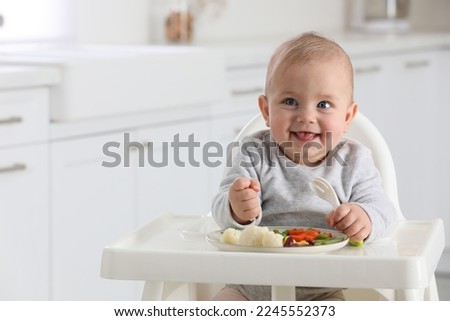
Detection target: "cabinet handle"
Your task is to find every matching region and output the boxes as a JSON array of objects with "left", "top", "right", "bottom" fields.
[
  {"left": 354, "top": 65, "right": 382, "bottom": 75},
  {"left": 0, "top": 116, "right": 23, "bottom": 125},
  {"left": 404, "top": 60, "right": 430, "bottom": 69},
  {"left": 129, "top": 141, "right": 152, "bottom": 151},
  {"left": 0, "top": 163, "right": 26, "bottom": 174},
  {"left": 231, "top": 87, "right": 264, "bottom": 96}
]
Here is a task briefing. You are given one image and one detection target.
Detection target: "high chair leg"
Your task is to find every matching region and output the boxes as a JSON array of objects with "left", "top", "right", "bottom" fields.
[
  {"left": 142, "top": 281, "right": 164, "bottom": 300},
  {"left": 271, "top": 286, "right": 296, "bottom": 300},
  {"left": 424, "top": 275, "right": 439, "bottom": 301}
]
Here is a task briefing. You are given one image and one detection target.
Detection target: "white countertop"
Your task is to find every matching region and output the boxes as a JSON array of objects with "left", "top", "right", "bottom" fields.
[
  {"left": 0, "top": 65, "right": 60, "bottom": 90},
  {"left": 0, "top": 44, "right": 226, "bottom": 122},
  {"left": 202, "top": 31, "right": 450, "bottom": 69}
]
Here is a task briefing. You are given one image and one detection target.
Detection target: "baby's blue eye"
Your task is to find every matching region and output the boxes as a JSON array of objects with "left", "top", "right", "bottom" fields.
[
  {"left": 283, "top": 98, "right": 297, "bottom": 106},
  {"left": 317, "top": 101, "right": 331, "bottom": 109}
]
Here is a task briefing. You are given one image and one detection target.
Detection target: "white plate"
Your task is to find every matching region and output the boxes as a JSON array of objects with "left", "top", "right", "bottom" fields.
[{"left": 205, "top": 227, "right": 349, "bottom": 254}]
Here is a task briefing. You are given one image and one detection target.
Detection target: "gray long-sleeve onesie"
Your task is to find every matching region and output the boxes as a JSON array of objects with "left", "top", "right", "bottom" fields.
[{"left": 211, "top": 129, "right": 397, "bottom": 300}]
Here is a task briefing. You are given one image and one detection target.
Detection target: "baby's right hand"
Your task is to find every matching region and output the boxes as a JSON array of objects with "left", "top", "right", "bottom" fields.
[{"left": 229, "top": 177, "right": 261, "bottom": 224}]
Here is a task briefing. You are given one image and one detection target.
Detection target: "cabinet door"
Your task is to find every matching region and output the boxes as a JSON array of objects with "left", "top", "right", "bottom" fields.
[
  {"left": 436, "top": 49, "right": 450, "bottom": 251},
  {"left": 226, "top": 66, "right": 265, "bottom": 114},
  {"left": 388, "top": 51, "right": 440, "bottom": 219},
  {"left": 0, "top": 88, "right": 49, "bottom": 148},
  {"left": 353, "top": 55, "right": 395, "bottom": 135},
  {"left": 136, "top": 120, "right": 211, "bottom": 224},
  {"left": 354, "top": 51, "right": 440, "bottom": 219},
  {"left": 51, "top": 133, "right": 139, "bottom": 300},
  {"left": 209, "top": 110, "right": 258, "bottom": 195},
  {"left": 0, "top": 144, "right": 49, "bottom": 300}
]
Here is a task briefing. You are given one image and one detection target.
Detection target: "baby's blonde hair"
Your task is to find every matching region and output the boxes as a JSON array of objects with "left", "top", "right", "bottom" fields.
[{"left": 265, "top": 32, "right": 354, "bottom": 100}]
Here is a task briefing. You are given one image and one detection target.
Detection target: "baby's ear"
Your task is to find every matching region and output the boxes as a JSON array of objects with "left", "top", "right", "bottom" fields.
[
  {"left": 258, "top": 95, "right": 270, "bottom": 127},
  {"left": 344, "top": 102, "right": 358, "bottom": 132}
]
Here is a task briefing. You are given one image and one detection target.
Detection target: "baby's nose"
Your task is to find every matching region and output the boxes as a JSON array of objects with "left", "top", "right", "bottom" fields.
[{"left": 296, "top": 109, "right": 316, "bottom": 123}]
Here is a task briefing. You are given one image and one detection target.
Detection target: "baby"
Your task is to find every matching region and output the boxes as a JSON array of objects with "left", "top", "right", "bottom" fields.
[{"left": 211, "top": 32, "right": 397, "bottom": 301}]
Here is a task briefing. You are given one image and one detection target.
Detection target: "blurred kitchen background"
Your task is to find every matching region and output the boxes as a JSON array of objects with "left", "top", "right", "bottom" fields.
[
  {"left": 1, "top": 0, "right": 449, "bottom": 44},
  {"left": 0, "top": 0, "right": 449, "bottom": 300}
]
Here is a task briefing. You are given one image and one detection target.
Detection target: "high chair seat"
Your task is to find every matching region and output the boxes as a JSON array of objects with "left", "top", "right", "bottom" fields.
[{"left": 101, "top": 112, "right": 445, "bottom": 300}]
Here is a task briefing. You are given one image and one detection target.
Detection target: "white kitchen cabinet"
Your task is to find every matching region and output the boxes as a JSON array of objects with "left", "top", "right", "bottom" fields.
[
  {"left": 50, "top": 132, "right": 140, "bottom": 300},
  {"left": 0, "top": 88, "right": 49, "bottom": 147},
  {"left": 136, "top": 119, "right": 213, "bottom": 225},
  {"left": 389, "top": 51, "right": 440, "bottom": 220},
  {"left": 436, "top": 48, "right": 450, "bottom": 258},
  {"left": 353, "top": 50, "right": 445, "bottom": 225},
  {"left": 352, "top": 54, "right": 395, "bottom": 135},
  {"left": 207, "top": 65, "right": 266, "bottom": 202},
  {"left": 0, "top": 86, "right": 50, "bottom": 300},
  {"left": 225, "top": 65, "right": 265, "bottom": 114},
  {"left": 209, "top": 110, "right": 259, "bottom": 195},
  {"left": 0, "top": 143, "right": 49, "bottom": 300}
]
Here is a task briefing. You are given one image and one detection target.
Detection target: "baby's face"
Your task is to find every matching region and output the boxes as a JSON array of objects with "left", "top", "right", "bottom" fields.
[{"left": 259, "top": 57, "right": 356, "bottom": 165}]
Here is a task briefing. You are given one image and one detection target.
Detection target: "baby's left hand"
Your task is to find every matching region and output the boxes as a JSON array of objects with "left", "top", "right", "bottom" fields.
[{"left": 326, "top": 203, "right": 372, "bottom": 242}]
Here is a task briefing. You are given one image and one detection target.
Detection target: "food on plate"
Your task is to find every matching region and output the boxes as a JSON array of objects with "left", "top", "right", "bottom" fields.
[
  {"left": 221, "top": 226, "right": 283, "bottom": 248},
  {"left": 239, "top": 226, "right": 284, "bottom": 247},
  {"left": 220, "top": 226, "right": 345, "bottom": 248},
  {"left": 348, "top": 239, "right": 364, "bottom": 247},
  {"left": 220, "top": 227, "right": 242, "bottom": 245}
]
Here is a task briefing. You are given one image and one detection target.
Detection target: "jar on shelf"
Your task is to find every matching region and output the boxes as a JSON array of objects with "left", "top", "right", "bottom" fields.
[{"left": 165, "top": 1, "right": 194, "bottom": 43}]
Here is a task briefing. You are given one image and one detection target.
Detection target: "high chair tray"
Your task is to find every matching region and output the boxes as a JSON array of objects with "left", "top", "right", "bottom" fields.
[{"left": 100, "top": 213, "right": 444, "bottom": 300}]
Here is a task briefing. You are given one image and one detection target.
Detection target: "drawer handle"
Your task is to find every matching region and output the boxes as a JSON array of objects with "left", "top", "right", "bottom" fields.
[
  {"left": 0, "top": 116, "right": 23, "bottom": 125},
  {"left": 231, "top": 87, "right": 265, "bottom": 96},
  {"left": 405, "top": 60, "right": 430, "bottom": 69},
  {"left": 129, "top": 141, "right": 152, "bottom": 151},
  {"left": 0, "top": 163, "right": 27, "bottom": 174},
  {"left": 354, "top": 65, "right": 382, "bottom": 75}
]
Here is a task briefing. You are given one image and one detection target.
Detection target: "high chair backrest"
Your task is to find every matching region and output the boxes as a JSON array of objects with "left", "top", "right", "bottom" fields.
[{"left": 229, "top": 112, "right": 404, "bottom": 220}]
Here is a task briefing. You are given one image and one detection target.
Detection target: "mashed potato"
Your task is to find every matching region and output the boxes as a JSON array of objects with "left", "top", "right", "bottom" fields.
[{"left": 220, "top": 225, "right": 283, "bottom": 248}]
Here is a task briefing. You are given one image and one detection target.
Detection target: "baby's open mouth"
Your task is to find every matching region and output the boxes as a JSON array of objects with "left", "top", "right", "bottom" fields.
[{"left": 292, "top": 131, "right": 320, "bottom": 142}]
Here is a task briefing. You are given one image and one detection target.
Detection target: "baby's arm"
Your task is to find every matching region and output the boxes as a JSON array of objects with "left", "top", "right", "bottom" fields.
[
  {"left": 229, "top": 177, "right": 261, "bottom": 224},
  {"left": 322, "top": 141, "right": 398, "bottom": 243},
  {"left": 326, "top": 203, "right": 372, "bottom": 242}
]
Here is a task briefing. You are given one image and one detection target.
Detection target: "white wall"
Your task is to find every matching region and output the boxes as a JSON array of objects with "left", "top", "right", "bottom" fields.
[
  {"left": 73, "top": 0, "right": 152, "bottom": 44},
  {"left": 150, "top": 0, "right": 347, "bottom": 44},
  {"left": 0, "top": 0, "right": 152, "bottom": 44},
  {"left": 0, "top": 0, "right": 73, "bottom": 43},
  {"left": 0, "top": 0, "right": 449, "bottom": 45},
  {"left": 0, "top": 0, "right": 347, "bottom": 45}
]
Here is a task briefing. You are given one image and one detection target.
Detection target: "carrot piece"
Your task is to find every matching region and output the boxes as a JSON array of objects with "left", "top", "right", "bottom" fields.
[
  {"left": 291, "top": 234, "right": 306, "bottom": 242},
  {"left": 288, "top": 229, "right": 306, "bottom": 235},
  {"left": 306, "top": 230, "right": 320, "bottom": 237}
]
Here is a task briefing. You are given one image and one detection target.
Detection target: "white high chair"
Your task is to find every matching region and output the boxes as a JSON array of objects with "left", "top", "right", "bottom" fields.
[
  {"left": 211, "top": 112, "right": 439, "bottom": 300},
  {"left": 231, "top": 112, "right": 404, "bottom": 219},
  {"left": 198, "top": 112, "right": 436, "bottom": 300},
  {"left": 100, "top": 112, "right": 445, "bottom": 301}
]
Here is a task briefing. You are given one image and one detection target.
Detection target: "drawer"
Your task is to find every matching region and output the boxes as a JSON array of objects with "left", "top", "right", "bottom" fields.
[
  {"left": 226, "top": 67, "right": 266, "bottom": 96},
  {"left": 0, "top": 143, "right": 49, "bottom": 299},
  {"left": 0, "top": 88, "right": 49, "bottom": 148}
]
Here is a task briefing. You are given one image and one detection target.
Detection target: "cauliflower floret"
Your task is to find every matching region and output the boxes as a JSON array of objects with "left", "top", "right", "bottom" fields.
[
  {"left": 262, "top": 231, "right": 283, "bottom": 248},
  {"left": 220, "top": 228, "right": 241, "bottom": 245},
  {"left": 220, "top": 226, "right": 283, "bottom": 248},
  {"left": 239, "top": 225, "right": 269, "bottom": 247}
]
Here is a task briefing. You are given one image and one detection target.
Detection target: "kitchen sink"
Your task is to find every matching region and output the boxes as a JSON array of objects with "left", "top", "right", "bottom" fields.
[{"left": 0, "top": 44, "right": 226, "bottom": 121}]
